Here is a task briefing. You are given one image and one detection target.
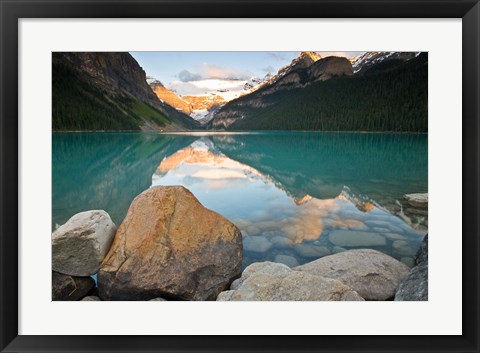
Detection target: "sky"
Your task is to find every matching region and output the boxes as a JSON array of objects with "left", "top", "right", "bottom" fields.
[{"left": 130, "top": 51, "right": 364, "bottom": 97}]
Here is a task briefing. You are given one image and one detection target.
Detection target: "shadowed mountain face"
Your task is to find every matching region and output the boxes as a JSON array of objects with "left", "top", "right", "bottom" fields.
[{"left": 52, "top": 52, "right": 201, "bottom": 131}]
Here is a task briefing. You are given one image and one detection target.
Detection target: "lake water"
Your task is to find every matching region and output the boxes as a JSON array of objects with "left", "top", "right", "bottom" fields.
[{"left": 52, "top": 132, "right": 428, "bottom": 269}]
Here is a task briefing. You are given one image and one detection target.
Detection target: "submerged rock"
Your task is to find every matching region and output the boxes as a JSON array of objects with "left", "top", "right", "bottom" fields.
[
  {"left": 274, "top": 254, "right": 299, "bottom": 268},
  {"left": 243, "top": 236, "right": 272, "bottom": 253},
  {"left": 400, "top": 257, "right": 415, "bottom": 268},
  {"left": 52, "top": 210, "right": 117, "bottom": 276},
  {"left": 328, "top": 230, "right": 386, "bottom": 247},
  {"left": 294, "top": 249, "right": 409, "bottom": 300},
  {"left": 392, "top": 240, "right": 417, "bottom": 257},
  {"left": 98, "top": 186, "right": 242, "bottom": 301},
  {"left": 293, "top": 243, "right": 330, "bottom": 258},
  {"left": 52, "top": 271, "right": 95, "bottom": 301},
  {"left": 217, "top": 262, "right": 363, "bottom": 301},
  {"left": 383, "top": 232, "right": 406, "bottom": 241}
]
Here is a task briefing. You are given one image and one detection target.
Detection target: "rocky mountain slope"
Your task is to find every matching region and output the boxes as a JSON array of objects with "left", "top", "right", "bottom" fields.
[
  {"left": 209, "top": 52, "right": 426, "bottom": 132},
  {"left": 349, "top": 51, "right": 420, "bottom": 74},
  {"left": 149, "top": 75, "right": 266, "bottom": 124},
  {"left": 53, "top": 52, "right": 200, "bottom": 131},
  {"left": 209, "top": 53, "right": 354, "bottom": 129},
  {"left": 149, "top": 80, "right": 194, "bottom": 114}
]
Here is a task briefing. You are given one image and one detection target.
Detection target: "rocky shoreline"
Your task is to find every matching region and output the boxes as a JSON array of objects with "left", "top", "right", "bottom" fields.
[{"left": 52, "top": 186, "right": 428, "bottom": 301}]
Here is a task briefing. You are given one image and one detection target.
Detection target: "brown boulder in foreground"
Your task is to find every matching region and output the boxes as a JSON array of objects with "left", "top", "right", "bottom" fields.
[{"left": 98, "top": 186, "right": 242, "bottom": 301}]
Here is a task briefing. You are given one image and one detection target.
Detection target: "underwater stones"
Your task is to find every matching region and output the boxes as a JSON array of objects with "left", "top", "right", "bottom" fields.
[
  {"left": 332, "top": 246, "right": 347, "bottom": 254},
  {"left": 365, "top": 220, "right": 403, "bottom": 233},
  {"left": 392, "top": 240, "right": 417, "bottom": 257},
  {"left": 270, "top": 236, "right": 294, "bottom": 249},
  {"left": 243, "top": 236, "right": 272, "bottom": 253},
  {"left": 274, "top": 254, "right": 299, "bottom": 268},
  {"left": 372, "top": 227, "right": 390, "bottom": 233},
  {"left": 52, "top": 210, "right": 117, "bottom": 276},
  {"left": 217, "top": 262, "right": 364, "bottom": 301},
  {"left": 400, "top": 257, "right": 415, "bottom": 268},
  {"left": 383, "top": 232, "right": 406, "bottom": 241},
  {"left": 52, "top": 271, "right": 95, "bottom": 301},
  {"left": 328, "top": 230, "right": 386, "bottom": 247},
  {"left": 295, "top": 249, "right": 410, "bottom": 300},
  {"left": 293, "top": 243, "right": 330, "bottom": 258},
  {"left": 98, "top": 186, "right": 243, "bottom": 301}
]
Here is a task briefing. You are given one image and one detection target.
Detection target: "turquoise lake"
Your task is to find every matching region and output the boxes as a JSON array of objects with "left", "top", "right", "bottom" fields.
[{"left": 52, "top": 132, "right": 428, "bottom": 269}]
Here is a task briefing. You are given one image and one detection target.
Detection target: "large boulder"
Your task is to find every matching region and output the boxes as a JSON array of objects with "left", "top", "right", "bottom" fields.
[
  {"left": 217, "top": 262, "right": 364, "bottom": 301},
  {"left": 52, "top": 210, "right": 116, "bottom": 276},
  {"left": 99, "top": 186, "right": 242, "bottom": 301},
  {"left": 295, "top": 249, "right": 409, "bottom": 300},
  {"left": 52, "top": 271, "right": 95, "bottom": 301}
]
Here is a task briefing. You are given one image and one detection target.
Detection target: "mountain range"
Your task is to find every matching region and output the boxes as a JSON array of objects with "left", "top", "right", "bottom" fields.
[
  {"left": 52, "top": 51, "right": 427, "bottom": 132},
  {"left": 52, "top": 52, "right": 200, "bottom": 131}
]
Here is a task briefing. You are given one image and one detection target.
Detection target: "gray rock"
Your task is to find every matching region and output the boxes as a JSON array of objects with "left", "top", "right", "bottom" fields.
[
  {"left": 217, "top": 262, "right": 364, "bottom": 301},
  {"left": 328, "top": 230, "right": 386, "bottom": 247},
  {"left": 415, "top": 234, "right": 428, "bottom": 265},
  {"left": 81, "top": 296, "right": 101, "bottom": 301},
  {"left": 243, "top": 236, "right": 272, "bottom": 253},
  {"left": 394, "top": 263, "right": 428, "bottom": 301},
  {"left": 52, "top": 210, "right": 116, "bottom": 276},
  {"left": 294, "top": 249, "right": 409, "bottom": 300},
  {"left": 293, "top": 243, "right": 330, "bottom": 258},
  {"left": 52, "top": 271, "right": 95, "bottom": 301},
  {"left": 149, "top": 297, "right": 167, "bottom": 301},
  {"left": 274, "top": 254, "right": 299, "bottom": 268},
  {"left": 230, "top": 278, "right": 243, "bottom": 290},
  {"left": 404, "top": 193, "right": 428, "bottom": 208}
]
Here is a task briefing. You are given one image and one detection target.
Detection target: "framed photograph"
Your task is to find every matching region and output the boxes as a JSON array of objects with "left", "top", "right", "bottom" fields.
[{"left": 1, "top": 0, "right": 478, "bottom": 352}]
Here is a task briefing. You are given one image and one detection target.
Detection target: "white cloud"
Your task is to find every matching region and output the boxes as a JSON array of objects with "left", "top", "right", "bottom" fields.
[
  {"left": 176, "top": 63, "right": 252, "bottom": 82},
  {"left": 169, "top": 79, "right": 247, "bottom": 100}
]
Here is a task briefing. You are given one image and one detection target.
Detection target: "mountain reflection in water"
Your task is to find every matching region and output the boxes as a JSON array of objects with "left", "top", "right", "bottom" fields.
[{"left": 53, "top": 132, "right": 427, "bottom": 269}]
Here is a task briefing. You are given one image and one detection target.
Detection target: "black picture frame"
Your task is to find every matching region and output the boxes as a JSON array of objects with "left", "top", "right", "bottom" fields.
[{"left": 1, "top": 0, "right": 479, "bottom": 352}]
